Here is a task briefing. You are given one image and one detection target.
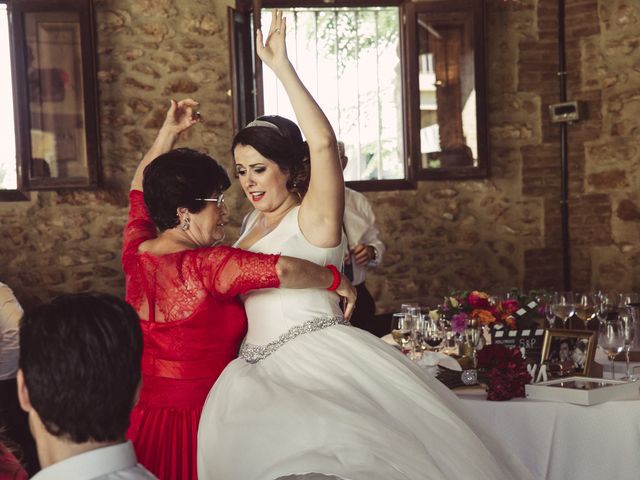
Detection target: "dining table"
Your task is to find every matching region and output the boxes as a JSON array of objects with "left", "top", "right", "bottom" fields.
[
  {"left": 383, "top": 332, "right": 640, "bottom": 479},
  {"left": 455, "top": 350, "right": 640, "bottom": 480}
]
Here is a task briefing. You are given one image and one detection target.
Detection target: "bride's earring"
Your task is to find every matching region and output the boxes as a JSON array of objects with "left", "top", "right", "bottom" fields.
[{"left": 181, "top": 216, "right": 191, "bottom": 231}]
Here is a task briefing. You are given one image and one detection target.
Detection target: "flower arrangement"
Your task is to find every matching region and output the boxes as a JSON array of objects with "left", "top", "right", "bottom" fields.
[
  {"left": 439, "top": 290, "right": 521, "bottom": 333},
  {"left": 476, "top": 345, "right": 532, "bottom": 401}
]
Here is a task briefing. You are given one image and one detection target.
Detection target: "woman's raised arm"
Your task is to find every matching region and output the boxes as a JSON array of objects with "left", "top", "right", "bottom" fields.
[
  {"left": 257, "top": 10, "right": 344, "bottom": 247},
  {"left": 130, "top": 98, "right": 200, "bottom": 192}
]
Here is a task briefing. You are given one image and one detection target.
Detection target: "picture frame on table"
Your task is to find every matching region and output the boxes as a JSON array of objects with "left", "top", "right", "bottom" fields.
[{"left": 541, "top": 329, "right": 597, "bottom": 377}]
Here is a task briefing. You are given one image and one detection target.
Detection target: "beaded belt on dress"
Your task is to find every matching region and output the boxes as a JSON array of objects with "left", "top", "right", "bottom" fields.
[{"left": 239, "top": 316, "right": 350, "bottom": 364}]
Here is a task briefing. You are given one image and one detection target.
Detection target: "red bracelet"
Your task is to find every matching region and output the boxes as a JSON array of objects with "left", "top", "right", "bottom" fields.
[{"left": 326, "top": 265, "right": 341, "bottom": 291}]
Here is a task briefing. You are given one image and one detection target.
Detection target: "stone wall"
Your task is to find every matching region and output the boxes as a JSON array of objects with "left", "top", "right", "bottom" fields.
[
  {"left": 1, "top": 0, "right": 639, "bottom": 313},
  {"left": 359, "top": 0, "right": 640, "bottom": 311}
]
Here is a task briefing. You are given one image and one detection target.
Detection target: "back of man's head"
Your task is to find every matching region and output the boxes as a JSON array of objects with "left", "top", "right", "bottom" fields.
[{"left": 19, "top": 292, "right": 142, "bottom": 443}]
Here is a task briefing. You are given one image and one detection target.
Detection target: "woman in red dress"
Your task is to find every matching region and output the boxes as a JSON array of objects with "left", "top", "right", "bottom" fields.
[
  {"left": 0, "top": 436, "right": 26, "bottom": 480},
  {"left": 123, "top": 99, "right": 355, "bottom": 480}
]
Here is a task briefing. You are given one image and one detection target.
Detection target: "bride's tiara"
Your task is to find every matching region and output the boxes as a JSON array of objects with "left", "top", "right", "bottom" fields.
[{"left": 245, "top": 119, "right": 282, "bottom": 134}]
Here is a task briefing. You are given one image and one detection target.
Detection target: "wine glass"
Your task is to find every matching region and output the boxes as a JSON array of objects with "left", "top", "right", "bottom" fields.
[
  {"left": 412, "top": 313, "right": 425, "bottom": 352},
  {"left": 551, "top": 291, "right": 575, "bottom": 328},
  {"left": 598, "top": 318, "right": 625, "bottom": 379},
  {"left": 618, "top": 293, "right": 640, "bottom": 379},
  {"left": 407, "top": 306, "right": 423, "bottom": 359},
  {"left": 596, "top": 291, "right": 620, "bottom": 324},
  {"left": 540, "top": 293, "right": 557, "bottom": 328},
  {"left": 422, "top": 317, "right": 445, "bottom": 352},
  {"left": 400, "top": 303, "right": 419, "bottom": 314},
  {"left": 391, "top": 313, "right": 413, "bottom": 353},
  {"left": 629, "top": 298, "right": 640, "bottom": 347},
  {"left": 619, "top": 311, "right": 636, "bottom": 380},
  {"left": 620, "top": 293, "right": 640, "bottom": 322},
  {"left": 575, "top": 293, "right": 596, "bottom": 328}
]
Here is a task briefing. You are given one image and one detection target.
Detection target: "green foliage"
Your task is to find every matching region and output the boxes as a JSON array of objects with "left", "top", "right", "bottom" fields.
[{"left": 273, "top": 7, "right": 399, "bottom": 77}]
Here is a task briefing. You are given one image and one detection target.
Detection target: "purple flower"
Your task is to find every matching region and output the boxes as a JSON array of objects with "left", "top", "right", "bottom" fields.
[{"left": 451, "top": 313, "right": 468, "bottom": 334}]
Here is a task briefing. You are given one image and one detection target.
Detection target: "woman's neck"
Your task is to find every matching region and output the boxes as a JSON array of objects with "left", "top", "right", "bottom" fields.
[
  {"left": 140, "top": 229, "right": 200, "bottom": 254},
  {"left": 259, "top": 194, "right": 299, "bottom": 228}
]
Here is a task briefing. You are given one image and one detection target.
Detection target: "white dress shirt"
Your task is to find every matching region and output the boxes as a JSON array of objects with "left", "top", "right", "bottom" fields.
[
  {"left": 0, "top": 282, "right": 23, "bottom": 380},
  {"left": 343, "top": 188, "right": 385, "bottom": 286},
  {"left": 31, "top": 441, "right": 157, "bottom": 480}
]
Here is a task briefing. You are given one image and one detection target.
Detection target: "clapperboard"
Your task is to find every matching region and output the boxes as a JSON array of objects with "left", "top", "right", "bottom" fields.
[
  {"left": 491, "top": 327, "right": 546, "bottom": 363},
  {"left": 511, "top": 299, "right": 542, "bottom": 329}
]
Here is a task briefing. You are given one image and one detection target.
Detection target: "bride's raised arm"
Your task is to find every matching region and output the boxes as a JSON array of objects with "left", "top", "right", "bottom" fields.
[{"left": 256, "top": 10, "right": 344, "bottom": 248}]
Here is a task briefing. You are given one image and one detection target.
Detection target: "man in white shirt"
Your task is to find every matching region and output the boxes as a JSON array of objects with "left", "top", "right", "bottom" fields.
[
  {"left": 339, "top": 141, "right": 386, "bottom": 335},
  {"left": 0, "top": 282, "right": 38, "bottom": 475},
  {"left": 0, "top": 281, "right": 22, "bottom": 380},
  {"left": 17, "top": 293, "right": 157, "bottom": 480}
]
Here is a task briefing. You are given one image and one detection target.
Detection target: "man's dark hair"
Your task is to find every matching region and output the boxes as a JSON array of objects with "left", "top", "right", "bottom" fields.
[
  {"left": 143, "top": 148, "right": 231, "bottom": 231},
  {"left": 232, "top": 115, "right": 310, "bottom": 195},
  {"left": 19, "top": 293, "right": 143, "bottom": 443}
]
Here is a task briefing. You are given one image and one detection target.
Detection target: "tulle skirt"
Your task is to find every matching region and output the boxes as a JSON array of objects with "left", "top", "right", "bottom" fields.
[{"left": 197, "top": 325, "right": 533, "bottom": 480}]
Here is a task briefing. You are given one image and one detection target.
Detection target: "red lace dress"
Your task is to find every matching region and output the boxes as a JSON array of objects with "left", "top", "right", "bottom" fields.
[
  {"left": 123, "top": 190, "right": 280, "bottom": 480},
  {"left": 0, "top": 446, "right": 27, "bottom": 480}
]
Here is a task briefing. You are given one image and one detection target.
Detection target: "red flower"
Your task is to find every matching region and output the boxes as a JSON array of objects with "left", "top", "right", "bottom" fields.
[
  {"left": 476, "top": 345, "right": 531, "bottom": 401},
  {"left": 467, "top": 291, "right": 491, "bottom": 309},
  {"left": 500, "top": 299, "right": 519, "bottom": 315}
]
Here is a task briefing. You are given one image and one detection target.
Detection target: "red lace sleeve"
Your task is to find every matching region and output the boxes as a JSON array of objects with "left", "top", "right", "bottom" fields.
[
  {"left": 199, "top": 246, "right": 281, "bottom": 299},
  {"left": 122, "top": 190, "right": 156, "bottom": 271}
]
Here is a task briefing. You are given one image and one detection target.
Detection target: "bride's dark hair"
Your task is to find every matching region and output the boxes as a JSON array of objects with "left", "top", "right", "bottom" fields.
[{"left": 232, "top": 115, "right": 310, "bottom": 196}]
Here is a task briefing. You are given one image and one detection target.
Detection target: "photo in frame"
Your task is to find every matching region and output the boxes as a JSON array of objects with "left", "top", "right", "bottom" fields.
[
  {"left": 26, "top": 15, "right": 87, "bottom": 180},
  {"left": 7, "top": 0, "right": 100, "bottom": 191},
  {"left": 540, "top": 329, "right": 597, "bottom": 377}
]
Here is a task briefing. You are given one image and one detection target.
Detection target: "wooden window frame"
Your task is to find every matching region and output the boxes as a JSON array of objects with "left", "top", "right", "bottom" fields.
[{"left": 230, "top": 0, "right": 488, "bottom": 191}]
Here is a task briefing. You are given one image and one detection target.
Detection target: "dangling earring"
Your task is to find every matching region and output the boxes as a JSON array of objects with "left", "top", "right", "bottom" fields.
[{"left": 181, "top": 216, "right": 190, "bottom": 231}]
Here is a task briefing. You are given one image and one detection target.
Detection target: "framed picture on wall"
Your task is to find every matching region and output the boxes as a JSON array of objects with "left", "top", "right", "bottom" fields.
[{"left": 11, "top": 0, "right": 99, "bottom": 189}]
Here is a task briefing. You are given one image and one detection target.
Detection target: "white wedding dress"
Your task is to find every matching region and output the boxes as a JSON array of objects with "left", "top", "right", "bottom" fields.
[{"left": 197, "top": 207, "right": 532, "bottom": 480}]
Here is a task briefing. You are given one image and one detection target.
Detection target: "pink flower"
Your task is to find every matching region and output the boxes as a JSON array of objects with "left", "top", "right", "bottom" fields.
[{"left": 451, "top": 313, "right": 468, "bottom": 334}]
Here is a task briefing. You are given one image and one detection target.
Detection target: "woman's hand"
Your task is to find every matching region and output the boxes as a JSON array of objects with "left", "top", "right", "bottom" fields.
[
  {"left": 256, "top": 9, "right": 290, "bottom": 72},
  {"left": 335, "top": 274, "right": 357, "bottom": 321},
  {"left": 161, "top": 98, "right": 201, "bottom": 137},
  {"left": 131, "top": 98, "right": 200, "bottom": 191}
]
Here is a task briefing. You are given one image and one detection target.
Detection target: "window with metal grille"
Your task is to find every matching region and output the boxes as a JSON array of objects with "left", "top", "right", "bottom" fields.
[
  {"left": 229, "top": 0, "right": 488, "bottom": 189},
  {"left": 261, "top": 6, "right": 404, "bottom": 183}
]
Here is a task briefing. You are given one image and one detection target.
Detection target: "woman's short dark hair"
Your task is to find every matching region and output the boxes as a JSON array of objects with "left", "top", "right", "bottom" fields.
[
  {"left": 143, "top": 148, "right": 231, "bottom": 231},
  {"left": 19, "top": 293, "right": 143, "bottom": 444},
  {"left": 231, "top": 115, "right": 310, "bottom": 195}
]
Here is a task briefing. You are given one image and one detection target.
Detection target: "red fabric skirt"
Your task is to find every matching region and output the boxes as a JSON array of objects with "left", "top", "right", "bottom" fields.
[{"left": 127, "top": 374, "right": 215, "bottom": 480}]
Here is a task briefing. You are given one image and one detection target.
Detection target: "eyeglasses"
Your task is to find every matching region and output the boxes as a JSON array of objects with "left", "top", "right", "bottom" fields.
[{"left": 195, "top": 193, "right": 225, "bottom": 208}]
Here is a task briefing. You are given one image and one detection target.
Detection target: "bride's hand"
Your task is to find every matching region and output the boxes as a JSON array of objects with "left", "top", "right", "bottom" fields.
[
  {"left": 256, "top": 9, "right": 289, "bottom": 72},
  {"left": 336, "top": 274, "right": 357, "bottom": 321},
  {"left": 161, "top": 98, "right": 201, "bottom": 136}
]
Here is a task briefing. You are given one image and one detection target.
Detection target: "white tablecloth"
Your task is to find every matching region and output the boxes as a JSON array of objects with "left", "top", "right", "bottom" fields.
[{"left": 458, "top": 392, "right": 640, "bottom": 480}]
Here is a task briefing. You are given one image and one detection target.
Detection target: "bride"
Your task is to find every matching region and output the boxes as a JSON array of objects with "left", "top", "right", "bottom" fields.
[{"left": 197, "top": 10, "right": 532, "bottom": 480}]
